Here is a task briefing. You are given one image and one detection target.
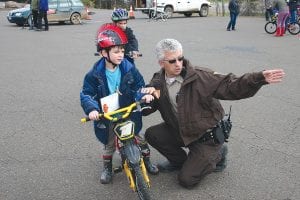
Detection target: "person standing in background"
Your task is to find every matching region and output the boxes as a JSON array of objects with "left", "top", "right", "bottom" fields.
[
  {"left": 226, "top": 0, "right": 240, "bottom": 31},
  {"left": 287, "top": 0, "right": 300, "bottom": 24},
  {"left": 37, "top": 0, "right": 48, "bottom": 31},
  {"left": 30, "top": 0, "right": 39, "bottom": 29},
  {"left": 273, "top": 0, "right": 289, "bottom": 36},
  {"left": 265, "top": 0, "right": 274, "bottom": 21}
]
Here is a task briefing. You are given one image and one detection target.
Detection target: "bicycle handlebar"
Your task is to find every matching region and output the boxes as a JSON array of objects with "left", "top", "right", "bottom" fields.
[{"left": 81, "top": 100, "right": 147, "bottom": 123}]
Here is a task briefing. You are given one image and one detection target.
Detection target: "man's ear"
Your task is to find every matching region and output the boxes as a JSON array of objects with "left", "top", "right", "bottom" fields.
[{"left": 158, "top": 60, "right": 164, "bottom": 68}]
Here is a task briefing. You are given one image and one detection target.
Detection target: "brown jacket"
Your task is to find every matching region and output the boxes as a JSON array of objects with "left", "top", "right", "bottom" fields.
[{"left": 146, "top": 59, "right": 268, "bottom": 146}]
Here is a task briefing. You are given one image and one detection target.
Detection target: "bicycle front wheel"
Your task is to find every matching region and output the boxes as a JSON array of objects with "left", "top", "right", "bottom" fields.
[
  {"left": 161, "top": 13, "right": 168, "bottom": 21},
  {"left": 133, "top": 165, "right": 151, "bottom": 200},
  {"left": 265, "top": 22, "right": 277, "bottom": 34},
  {"left": 287, "top": 23, "right": 300, "bottom": 35}
]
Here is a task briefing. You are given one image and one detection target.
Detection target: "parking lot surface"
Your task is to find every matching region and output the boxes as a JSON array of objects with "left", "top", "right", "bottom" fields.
[{"left": 0, "top": 9, "right": 299, "bottom": 200}]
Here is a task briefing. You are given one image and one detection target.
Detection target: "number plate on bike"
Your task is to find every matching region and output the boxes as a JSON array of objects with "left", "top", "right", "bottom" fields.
[{"left": 114, "top": 121, "right": 135, "bottom": 140}]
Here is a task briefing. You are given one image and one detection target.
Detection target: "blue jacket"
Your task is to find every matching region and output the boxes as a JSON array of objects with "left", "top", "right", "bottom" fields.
[
  {"left": 39, "top": 0, "right": 48, "bottom": 11},
  {"left": 80, "top": 58, "right": 145, "bottom": 144}
]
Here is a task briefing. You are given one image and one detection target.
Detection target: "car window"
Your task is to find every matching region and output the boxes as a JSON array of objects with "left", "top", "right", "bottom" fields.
[
  {"left": 59, "top": 0, "right": 71, "bottom": 8},
  {"left": 48, "top": 0, "right": 58, "bottom": 9},
  {"left": 70, "top": 0, "right": 84, "bottom": 6}
]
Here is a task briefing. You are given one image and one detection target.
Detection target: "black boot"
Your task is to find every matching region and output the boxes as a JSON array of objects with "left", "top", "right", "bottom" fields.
[
  {"left": 140, "top": 143, "right": 159, "bottom": 175},
  {"left": 100, "top": 158, "right": 113, "bottom": 184},
  {"left": 214, "top": 144, "right": 228, "bottom": 172}
]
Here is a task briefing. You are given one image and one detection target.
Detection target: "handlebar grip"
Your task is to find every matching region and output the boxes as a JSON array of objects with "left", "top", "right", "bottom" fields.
[{"left": 81, "top": 117, "right": 90, "bottom": 123}]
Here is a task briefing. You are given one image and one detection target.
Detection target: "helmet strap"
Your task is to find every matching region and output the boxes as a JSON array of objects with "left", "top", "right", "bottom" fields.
[{"left": 106, "top": 51, "right": 118, "bottom": 68}]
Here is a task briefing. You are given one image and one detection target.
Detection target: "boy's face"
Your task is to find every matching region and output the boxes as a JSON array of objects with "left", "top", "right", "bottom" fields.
[
  {"left": 115, "top": 20, "right": 127, "bottom": 31},
  {"left": 102, "top": 46, "right": 125, "bottom": 65}
]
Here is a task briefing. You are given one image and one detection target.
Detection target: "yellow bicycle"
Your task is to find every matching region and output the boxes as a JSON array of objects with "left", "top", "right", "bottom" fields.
[{"left": 81, "top": 101, "right": 152, "bottom": 200}]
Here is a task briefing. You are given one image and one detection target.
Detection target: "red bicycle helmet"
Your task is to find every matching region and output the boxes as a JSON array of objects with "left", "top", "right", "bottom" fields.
[{"left": 96, "top": 23, "right": 128, "bottom": 51}]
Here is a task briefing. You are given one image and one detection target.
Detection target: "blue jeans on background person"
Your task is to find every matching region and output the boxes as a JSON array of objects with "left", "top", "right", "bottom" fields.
[
  {"left": 227, "top": 12, "right": 238, "bottom": 31},
  {"left": 290, "top": 10, "right": 297, "bottom": 24}
]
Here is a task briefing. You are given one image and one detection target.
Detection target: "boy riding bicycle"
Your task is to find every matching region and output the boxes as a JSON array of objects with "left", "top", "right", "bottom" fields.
[
  {"left": 111, "top": 8, "right": 140, "bottom": 63},
  {"left": 80, "top": 23, "right": 159, "bottom": 184}
]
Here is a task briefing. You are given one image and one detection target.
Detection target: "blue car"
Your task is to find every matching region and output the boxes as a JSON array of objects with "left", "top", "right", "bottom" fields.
[
  {"left": 7, "top": 0, "right": 87, "bottom": 26},
  {"left": 7, "top": 4, "right": 31, "bottom": 26}
]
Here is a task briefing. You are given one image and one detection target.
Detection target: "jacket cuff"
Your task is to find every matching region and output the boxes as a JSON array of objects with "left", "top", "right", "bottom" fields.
[{"left": 252, "top": 71, "right": 268, "bottom": 85}]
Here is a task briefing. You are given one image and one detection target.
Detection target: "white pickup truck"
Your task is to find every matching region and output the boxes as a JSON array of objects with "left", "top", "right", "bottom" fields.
[{"left": 135, "top": 0, "right": 211, "bottom": 18}]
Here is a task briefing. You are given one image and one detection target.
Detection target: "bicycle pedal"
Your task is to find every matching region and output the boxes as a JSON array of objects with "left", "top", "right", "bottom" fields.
[{"left": 113, "top": 166, "right": 123, "bottom": 173}]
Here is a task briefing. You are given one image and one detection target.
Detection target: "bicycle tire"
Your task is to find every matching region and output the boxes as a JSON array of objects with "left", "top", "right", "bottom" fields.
[
  {"left": 265, "top": 22, "right": 277, "bottom": 34},
  {"left": 161, "top": 13, "right": 168, "bottom": 21},
  {"left": 133, "top": 165, "right": 151, "bottom": 200},
  {"left": 287, "top": 23, "right": 300, "bottom": 35}
]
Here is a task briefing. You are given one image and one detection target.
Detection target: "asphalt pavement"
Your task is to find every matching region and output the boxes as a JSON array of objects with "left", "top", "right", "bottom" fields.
[{"left": 0, "top": 9, "right": 299, "bottom": 200}]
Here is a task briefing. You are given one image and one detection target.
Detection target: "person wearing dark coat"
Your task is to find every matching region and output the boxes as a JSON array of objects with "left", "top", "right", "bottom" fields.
[
  {"left": 37, "top": 0, "right": 48, "bottom": 31},
  {"left": 288, "top": 0, "right": 300, "bottom": 24},
  {"left": 30, "top": 0, "right": 39, "bottom": 29},
  {"left": 111, "top": 8, "right": 140, "bottom": 63},
  {"left": 265, "top": 0, "right": 274, "bottom": 21},
  {"left": 141, "top": 38, "right": 285, "bottom": 188},
  {"left": 227, "top": 0, "right": 240, "bottom": 31}
]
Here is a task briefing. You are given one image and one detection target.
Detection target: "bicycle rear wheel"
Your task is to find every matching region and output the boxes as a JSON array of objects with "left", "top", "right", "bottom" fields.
[
  {"left": 265, "top": 22, "right": 277, "bottom": 34},
  {"left": 287, "top": 23, "right": 300, "bottom": 35}
]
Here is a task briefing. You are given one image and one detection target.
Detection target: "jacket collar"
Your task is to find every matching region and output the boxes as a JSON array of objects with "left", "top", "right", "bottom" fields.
[{"left": 92, "top": 57, "right": 134, "bottom": 79}]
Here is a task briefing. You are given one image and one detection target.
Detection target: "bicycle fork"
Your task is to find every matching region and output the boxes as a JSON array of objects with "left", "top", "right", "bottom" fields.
[{"left": 122, "top": 143, "right": 150, "bottom": 191}]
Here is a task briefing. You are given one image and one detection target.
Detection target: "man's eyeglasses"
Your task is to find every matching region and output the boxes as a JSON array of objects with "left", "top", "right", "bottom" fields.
[{"left": 162, "top": 56, "right": 184, "bottom": 64}]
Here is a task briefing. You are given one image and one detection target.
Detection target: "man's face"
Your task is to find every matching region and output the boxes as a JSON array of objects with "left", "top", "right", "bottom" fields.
[
  {"left": 159, "top": 50, "right": 184, "bottom": 78},
  {"left": 116, "top": 20, "right": 127, "bottom": 31}
]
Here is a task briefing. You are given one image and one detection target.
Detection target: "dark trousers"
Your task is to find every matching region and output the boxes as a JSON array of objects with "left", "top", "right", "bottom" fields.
[
  {"left": 32, "top": 9, "right": 38, "bottom": 28},
  {"left": 37, "top": 10, "right": 48, "bottom": 30},
  {"left": 227, "top": 12, "right": 238, "bottom": 30},
  {"left": 265, "top": 8, "right": 273, "bottom": 21},
  {"left": 145, "top": 122, "right": 222, "bottom": 188}
]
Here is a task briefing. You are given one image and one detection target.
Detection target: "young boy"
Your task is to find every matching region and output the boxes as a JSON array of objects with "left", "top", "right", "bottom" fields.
[
  {"left": 80, "top": 23, "right": 159, "bottom": 184},
  {"left": 111, "top": 8, "right": 140, "bottom": 63}
]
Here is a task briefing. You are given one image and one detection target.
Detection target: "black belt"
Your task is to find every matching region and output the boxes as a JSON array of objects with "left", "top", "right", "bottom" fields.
[{"left": 198, "top": 128, "right": 215, "bottom": 143}]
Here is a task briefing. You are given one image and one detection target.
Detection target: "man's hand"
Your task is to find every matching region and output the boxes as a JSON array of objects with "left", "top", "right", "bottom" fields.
[
  {"left": 88, "top": 110, "right": 99, "bottom": 121},
  {"left": 140, "top": 87, "right": 160, "bottom": 99},
  {"left": 262, "top": 69, "right": 285, "bottom": 83},
  {"left": 142, "top": 94, "right": 154, "bottom": 103}
]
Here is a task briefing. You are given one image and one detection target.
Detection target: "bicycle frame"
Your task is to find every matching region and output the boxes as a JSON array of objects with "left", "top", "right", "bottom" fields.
[{"left": 81, "top": 101, "right": 151, "bottom": 199}]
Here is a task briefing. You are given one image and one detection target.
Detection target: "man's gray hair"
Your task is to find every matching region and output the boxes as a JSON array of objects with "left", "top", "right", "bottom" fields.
[{"left": 155, "top": 39, "right": 183, "bottom": 60}]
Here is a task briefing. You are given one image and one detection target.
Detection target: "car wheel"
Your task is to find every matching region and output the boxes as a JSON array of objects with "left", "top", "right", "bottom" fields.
[
  {"left": 70, "top": 13, "right": 81, "bottom": 25},
  {"left": 27, "top": 14, "right": 33, "bottom": 27},
  {"left": 164, "top": 6, "right": 173, "bottom": 18},
  {"left": 16, "top": 23, "right": 24, "bottom": 26},
  {"left": 199, "top": 5, "right": 209, "bottom": 17},
  {"left": 184, "top": 13, "right": 192, "bottom": 17}
]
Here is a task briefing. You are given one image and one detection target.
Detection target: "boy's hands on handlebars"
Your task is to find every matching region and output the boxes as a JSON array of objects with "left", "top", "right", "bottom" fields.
[{"left": 89, "top": 110, "right": 100, "bottom": 121}]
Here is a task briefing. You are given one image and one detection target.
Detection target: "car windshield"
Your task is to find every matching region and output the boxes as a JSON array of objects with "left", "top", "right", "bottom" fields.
[{"left": 70, "top": 0, "right": 84, "bottom": 6}]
